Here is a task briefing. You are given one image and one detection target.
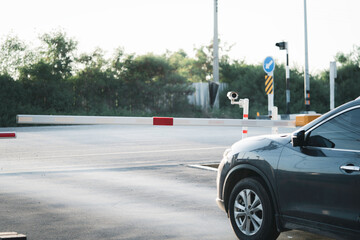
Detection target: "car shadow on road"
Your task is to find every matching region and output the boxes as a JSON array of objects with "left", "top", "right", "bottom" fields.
[{"left": 279, "top": 230, "right": 333, "bottom": 240}]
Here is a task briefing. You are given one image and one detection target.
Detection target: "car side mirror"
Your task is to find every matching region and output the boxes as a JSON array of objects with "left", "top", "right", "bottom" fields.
[
  {"left": 291, "top": 130, "right": 305, "bottom": 147},
  {"left": 307, "top": 135, "right": 335, "bottom": 148}
]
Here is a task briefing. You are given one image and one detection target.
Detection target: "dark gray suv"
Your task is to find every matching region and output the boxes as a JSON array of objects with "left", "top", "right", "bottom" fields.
[{"left": 216, "top": 97, "right": 360, "bottom": 240}]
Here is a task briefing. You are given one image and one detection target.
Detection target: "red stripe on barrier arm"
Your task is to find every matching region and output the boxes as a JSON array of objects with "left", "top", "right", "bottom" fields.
[
  {"left": 153, "top": 117, "right": 173, "bottom": 126},
  {"left": 0, "top": 133, "right": 16, "bottom": 138},
  {"left": 242, "top": 130, "right": 248, "bottom": 134},
  {"left": 243, "top": 114, "right": 248, "bottom": 118}
]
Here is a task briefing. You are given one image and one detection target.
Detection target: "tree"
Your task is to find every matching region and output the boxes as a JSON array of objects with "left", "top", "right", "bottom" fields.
[
  {"left": 39, "top": 30, "right": 78, "bottom": 79},
  {"left": 19, "top": 60, "right": 74, "bottom": 113},
  {"left": 0, "top": 34, "right": 35, "bottom": 79},
  {"left": 117, "top": 53, "right": 193, "bottom": 114},
  {"left": 334, "top": 45, "right": 360, "bottom": 105},
  {"left": 335, "top": 45, "right": 360, "bottom": 67},
  {"left": 2, "top": 30, "right": 359, "bottom": 127},
  {"left": 72, "top": 49, "right": 123, "bottom": 114},
  {"left": 15, "top": 31, "right": 78, "bottom": 114},
  {"left": 0, "top": 74, "right": 26, "bottom": 126},
  {"left": 167, "top": 50, "right": 199, "bottom": 83},
  {"left": 192, "top": 40, "right": 234, "bottom": 83}
]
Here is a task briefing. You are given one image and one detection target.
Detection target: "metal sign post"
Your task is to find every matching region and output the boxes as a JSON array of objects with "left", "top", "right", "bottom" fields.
[
  {"left": 265, "top": 73, "right": 274, "bottom": 117},
  {"left": 330, "top": 61, "right": 337, "bottom": 110},
  {"left": 275, "top": 41, "right": 290, "bottom": 114},
  {"left": 263, "top": 56, "right": 275, "bottom": 117}
]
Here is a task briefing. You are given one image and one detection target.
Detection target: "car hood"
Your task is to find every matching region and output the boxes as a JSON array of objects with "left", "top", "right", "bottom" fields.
[{"left": 230, "top": 133, "right": 291, "bottom": 156}]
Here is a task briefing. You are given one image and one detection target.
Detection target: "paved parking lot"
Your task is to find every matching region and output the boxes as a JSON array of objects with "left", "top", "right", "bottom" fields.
[{"left": 0, "top": 125, "right": 332, "bottom": 239}]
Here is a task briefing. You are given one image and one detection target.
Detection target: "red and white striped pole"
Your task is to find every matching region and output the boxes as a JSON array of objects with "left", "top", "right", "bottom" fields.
[
  {"left": 242, "top": 98, "right": 249, "bottom": 138},
  {"left": 227, "top": 92, "right": 250, "bottom": 139}
]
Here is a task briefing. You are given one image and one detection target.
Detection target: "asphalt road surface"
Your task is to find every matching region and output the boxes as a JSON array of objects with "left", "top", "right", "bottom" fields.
[{"left": 0, "top": 125, "right": 332, "bottom": 240}]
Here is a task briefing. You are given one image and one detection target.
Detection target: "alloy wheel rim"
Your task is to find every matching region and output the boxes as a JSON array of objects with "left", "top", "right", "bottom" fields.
[{"left": 234, "top": 189, "right": 263, "bottom": 236}]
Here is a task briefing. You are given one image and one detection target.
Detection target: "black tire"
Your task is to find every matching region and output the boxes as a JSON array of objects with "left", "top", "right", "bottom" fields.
[{"left": 228, "top": 177, "right": 279, "bottom": 240}]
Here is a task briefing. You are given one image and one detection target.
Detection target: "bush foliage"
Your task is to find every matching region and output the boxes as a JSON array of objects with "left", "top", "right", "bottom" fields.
[{"left": 0, "top": 31, "right": 359, "bottom": 126}]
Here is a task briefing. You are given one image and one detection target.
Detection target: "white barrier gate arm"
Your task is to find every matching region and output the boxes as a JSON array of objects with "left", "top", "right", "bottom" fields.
[{"left": 17, "top": 115, "right": 296, "bottom": 128}]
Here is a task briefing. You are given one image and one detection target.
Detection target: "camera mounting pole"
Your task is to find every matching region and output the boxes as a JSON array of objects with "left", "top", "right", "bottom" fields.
[{"left": 227, "top": 91, "right": 249, "bottom": 139}]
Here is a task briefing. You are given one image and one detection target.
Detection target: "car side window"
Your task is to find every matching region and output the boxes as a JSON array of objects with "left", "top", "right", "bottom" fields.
[{"left": 307, "top": 108, "right": 360, "bottom": 151}]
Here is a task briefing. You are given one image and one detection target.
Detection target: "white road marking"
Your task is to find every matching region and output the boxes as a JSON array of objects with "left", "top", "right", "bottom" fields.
[
  {"left": 9, "top": 146, "right": 228, "bottom": 160},
  {"left": 188, "top": 164, "right": 218, "bottom": 172}
]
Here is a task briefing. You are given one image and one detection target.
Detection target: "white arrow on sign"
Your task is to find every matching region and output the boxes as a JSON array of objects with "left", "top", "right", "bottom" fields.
[
  {"left": 263, "top": 56, "right": 275, "bottom": 74},
  {"left": 265, "top": 60, "right": 274, "bottom": 69}
]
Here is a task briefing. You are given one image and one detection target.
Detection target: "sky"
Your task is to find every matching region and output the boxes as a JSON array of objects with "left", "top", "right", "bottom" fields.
[{"left": 1, "top": 0, "right": 359, "bottom": 73}]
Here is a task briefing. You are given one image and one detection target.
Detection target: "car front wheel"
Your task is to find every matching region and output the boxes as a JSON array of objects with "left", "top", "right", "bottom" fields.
[{"left": 228, "top": 177, "right": 279, "bottom": 240}]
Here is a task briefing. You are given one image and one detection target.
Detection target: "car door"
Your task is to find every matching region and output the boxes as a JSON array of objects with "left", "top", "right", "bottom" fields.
[{"left": 277, "top": 107, "right": 360, "bottom": 232}]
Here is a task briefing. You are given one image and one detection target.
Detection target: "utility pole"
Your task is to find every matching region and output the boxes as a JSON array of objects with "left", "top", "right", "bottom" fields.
[
  {"left": 212, "top": 0, "right": 220, "bottom": 108},
  {"left": 304, "top": 0, "right": 310, "bottom": 111}
]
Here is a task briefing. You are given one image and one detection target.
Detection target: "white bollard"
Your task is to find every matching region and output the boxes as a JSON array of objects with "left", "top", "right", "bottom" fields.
[{"left": 272, "top": 106, "right": 279, "bottom": 134}]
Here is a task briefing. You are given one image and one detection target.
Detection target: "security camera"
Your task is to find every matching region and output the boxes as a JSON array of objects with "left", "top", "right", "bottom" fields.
[{"left": 227, "top": 91, "right": 238, "bottom": 101}]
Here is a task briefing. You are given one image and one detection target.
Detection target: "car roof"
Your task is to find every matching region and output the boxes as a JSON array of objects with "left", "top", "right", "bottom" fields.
[{"left": 300, "top": 97, "right": 360, "bottom": 131}]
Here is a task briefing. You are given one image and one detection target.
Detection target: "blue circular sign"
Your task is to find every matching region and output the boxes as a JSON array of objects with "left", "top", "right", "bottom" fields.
[{"left": 263, "top": 56, "right": 275, "bottom": 74}]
